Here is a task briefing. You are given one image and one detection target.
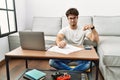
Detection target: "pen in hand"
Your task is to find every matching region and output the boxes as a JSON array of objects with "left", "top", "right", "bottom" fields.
[{"left": 57, "top": 41, "right": 66, "bottom": 48}]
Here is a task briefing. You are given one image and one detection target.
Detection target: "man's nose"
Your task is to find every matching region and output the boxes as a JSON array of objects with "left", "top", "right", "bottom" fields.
[{"left": 71, "top": 19, "right": 74, "bottom": 22}]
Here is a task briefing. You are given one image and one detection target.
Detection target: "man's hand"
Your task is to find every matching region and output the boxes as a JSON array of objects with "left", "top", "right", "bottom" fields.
[
  {"left": 83, "top": 24, "right": 94, "bottom": 31},
  {"left": 57, "top": 41, "right": 66, "bottom": 48}
]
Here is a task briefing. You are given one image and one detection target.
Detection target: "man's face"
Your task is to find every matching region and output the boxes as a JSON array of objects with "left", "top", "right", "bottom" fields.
[{"left": 67, "top": 14, "right": 78, "bottom": 29}]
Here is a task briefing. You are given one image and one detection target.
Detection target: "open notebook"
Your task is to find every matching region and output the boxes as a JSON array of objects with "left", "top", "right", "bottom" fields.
[{"left": 48, "top": 44, "right": 83, "bottom": 54}]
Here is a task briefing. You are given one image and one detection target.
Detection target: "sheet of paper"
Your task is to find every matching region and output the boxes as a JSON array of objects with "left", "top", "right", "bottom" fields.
[{"left": 47, "top": 44, "right": 83, "bottom": 54}]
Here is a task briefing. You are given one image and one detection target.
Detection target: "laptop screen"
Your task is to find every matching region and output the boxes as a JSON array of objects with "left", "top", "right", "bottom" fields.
[{"left": 19, "top": 31, "right": 46, "bottom": 51}]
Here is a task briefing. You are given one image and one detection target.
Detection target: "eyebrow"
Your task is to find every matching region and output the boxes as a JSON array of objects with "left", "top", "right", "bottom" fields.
[{"left": 68, "top": 17, "right": 77, "bottom": 19}]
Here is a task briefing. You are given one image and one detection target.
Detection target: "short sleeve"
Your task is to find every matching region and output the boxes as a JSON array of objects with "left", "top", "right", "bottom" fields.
[{"left": 58, "top": 27, "right": 68, "bottom": 35}]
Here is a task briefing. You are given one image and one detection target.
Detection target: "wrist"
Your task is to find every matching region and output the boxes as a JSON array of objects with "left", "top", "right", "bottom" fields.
[{"left": 91, "top": 26, "right": 95, "bottom": 30}]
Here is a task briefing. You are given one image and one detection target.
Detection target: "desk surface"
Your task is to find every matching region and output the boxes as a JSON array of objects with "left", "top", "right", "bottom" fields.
[{"left": 5, "top": 46, "right": 99, "bottom": 60}]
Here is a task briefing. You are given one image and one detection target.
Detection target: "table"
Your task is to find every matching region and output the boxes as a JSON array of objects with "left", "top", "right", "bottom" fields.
[
  {"left": 5, "top": 46, "right": 99, "bottom": 80},
  {"left": 19, "top": 69, "right": 85, "bottom": 80}
]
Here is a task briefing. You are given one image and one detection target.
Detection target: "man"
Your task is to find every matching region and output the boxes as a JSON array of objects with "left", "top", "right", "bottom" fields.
[{"left": 49, "top": 8, "right": 99, "bottom": 72}]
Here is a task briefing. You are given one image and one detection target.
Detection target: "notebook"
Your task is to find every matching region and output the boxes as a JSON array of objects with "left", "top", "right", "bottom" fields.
[
  {"left": 24, "top": 69, "right": 46, "bottom": 80},
  {"left": 19, "top": 31, "right": 54, "bottom": 51}
]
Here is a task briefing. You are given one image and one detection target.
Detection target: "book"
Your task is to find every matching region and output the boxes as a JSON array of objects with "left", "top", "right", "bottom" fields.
[
  {"left": 23, "top": 74, "right": 45, "bottom": 80},
  {"left": 23, "top": 74, "right": 33, "bottom": 80},
  {"left": 24, "top": 69, "right": 46, "bottom": 80}
]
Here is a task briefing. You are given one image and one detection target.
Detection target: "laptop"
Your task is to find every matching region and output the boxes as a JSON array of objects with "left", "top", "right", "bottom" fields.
[{"left": 19, "top": 31, "right": 54, "bottom": 51}]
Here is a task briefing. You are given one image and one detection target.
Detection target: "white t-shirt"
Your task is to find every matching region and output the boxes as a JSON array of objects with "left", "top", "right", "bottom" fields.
[{"left": 58, "top": 26, "right": 91, "bottom": 46}]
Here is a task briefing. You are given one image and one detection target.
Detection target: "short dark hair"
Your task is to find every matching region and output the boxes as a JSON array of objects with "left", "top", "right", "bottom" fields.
[{"left": 66, "top": 8, "right": 79, "bottom": 17}]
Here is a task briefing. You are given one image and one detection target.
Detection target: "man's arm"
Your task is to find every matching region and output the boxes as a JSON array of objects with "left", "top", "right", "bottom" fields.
[
  {"left": 83, "top": 25, "right": 99, "bottom": 43},
  {"left": 87, "top": 29, "right": 99, "bottom": 43},
  {"left": 56, "top": 34, "right": 66, "bottom": 48}
]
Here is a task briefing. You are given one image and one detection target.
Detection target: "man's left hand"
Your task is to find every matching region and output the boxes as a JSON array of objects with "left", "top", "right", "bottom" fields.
[{"left": 83, "top": 24, "right": 94, "bottom": 31}]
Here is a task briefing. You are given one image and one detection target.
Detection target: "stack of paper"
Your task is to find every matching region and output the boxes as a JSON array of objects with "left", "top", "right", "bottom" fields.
[
  {"left": 48, "top": 44, "right": 83, "bottom": 54},
  {"left": 24, "top": 69, "right": 46, "bottom": 80}
]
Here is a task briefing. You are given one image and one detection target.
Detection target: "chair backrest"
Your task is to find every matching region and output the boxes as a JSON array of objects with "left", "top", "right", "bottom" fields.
[
  {"left": 93, "top": 16, "right": 120, "bottom": 36},
  {"left": 32, "top": 17, "right": 62, "bottom": 36}
]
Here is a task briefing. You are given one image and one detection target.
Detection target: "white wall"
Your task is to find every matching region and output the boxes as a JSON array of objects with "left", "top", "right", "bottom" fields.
[
  {"left": 15, "top": 0, "right": 26, "bottom": 31},
  {"left": 0, "top": 37, "right": 9, "bottom": 61},
  {"left": 25, "top": 0, "right": 120, "bottom": 29}
]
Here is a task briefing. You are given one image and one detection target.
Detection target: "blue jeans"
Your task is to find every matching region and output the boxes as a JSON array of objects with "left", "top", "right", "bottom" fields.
[{"left": 49, "top": 59, "right": 91, "bottom": 72}]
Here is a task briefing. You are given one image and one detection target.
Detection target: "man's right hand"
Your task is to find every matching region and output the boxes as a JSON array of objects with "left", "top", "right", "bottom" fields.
[{"left": 57, "top": 41, "right": 66, "bottom": 48}]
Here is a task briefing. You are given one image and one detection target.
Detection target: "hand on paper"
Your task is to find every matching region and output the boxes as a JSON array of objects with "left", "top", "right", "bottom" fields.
[{"left": 57, "top": 41, "right": 66, "bottom": 48}]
